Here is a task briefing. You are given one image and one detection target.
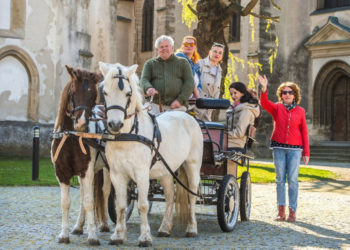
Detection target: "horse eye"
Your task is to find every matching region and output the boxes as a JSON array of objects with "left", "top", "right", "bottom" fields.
[
  {"left": 126, "top": 91, "right": 132, "bottom": 97},
  {"left": 103, "top": 91, "right": 107, "bottom": 96}
]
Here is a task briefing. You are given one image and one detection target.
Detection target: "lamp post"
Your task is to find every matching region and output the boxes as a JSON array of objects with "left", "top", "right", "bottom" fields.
[{"left": 32, "top": 126, "right": 40, "bottom": 181}]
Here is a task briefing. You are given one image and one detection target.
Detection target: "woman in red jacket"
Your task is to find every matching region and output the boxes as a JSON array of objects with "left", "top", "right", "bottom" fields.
[{"left": 258, "top": 75, "right": 310, "bottom": 222}]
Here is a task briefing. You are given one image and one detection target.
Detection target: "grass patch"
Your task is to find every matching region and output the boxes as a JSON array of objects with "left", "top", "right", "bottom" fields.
[
  {"left": 0, "top": 156, "right": 79, "bottom": 186},
  {"left": 238, "top": 161, "right": 337, "bottom": 183},
  {"left": 0, "top": 157, "right": 337, "bottom": 186}
]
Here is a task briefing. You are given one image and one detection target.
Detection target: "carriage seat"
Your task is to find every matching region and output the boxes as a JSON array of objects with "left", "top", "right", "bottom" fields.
[
  {"left": 195, "top": 98, "right": 230, "bottom": 110},
  {"left": 199, "top": 121, "right": 225, "bottom": 130}
]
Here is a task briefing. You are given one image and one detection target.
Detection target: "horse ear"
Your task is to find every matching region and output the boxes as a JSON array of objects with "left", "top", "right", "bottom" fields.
[
  {"left": 94, "top": 73, "right": 103, "bottom": 84},
  {"left": 65, "top": 65, "right": 75, "bottom": 78},
  {"left": 126, "top": 64, "right": 138, "bottom": 77},
  {"left": 99, "top": 62, "right": 109, "bottom": 77}
]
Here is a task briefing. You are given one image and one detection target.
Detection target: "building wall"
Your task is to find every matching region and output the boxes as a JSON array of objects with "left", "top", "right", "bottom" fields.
[
  {"left": 1, "top": 0, "right": 349, "bottom": 157},
  {"left": 0, "top": 0, "right": 119, "bottom": 156}
]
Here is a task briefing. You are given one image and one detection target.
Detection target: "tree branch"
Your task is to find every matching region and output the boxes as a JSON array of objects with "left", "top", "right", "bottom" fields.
[
  {"left": 270, "top": 0, "right": 281, "bottom": 10},
  {"left": 250, "top": 12, "right": 280, "bottom": 22},
  {"left": 241, "top": 0, "right": 259, "bottom": 16},
  {"left": 187, "top": 4, "right": 198, "bottom": 16}
]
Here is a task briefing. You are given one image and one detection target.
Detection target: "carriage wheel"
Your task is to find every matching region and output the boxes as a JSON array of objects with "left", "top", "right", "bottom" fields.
[
  {"left": 217, "top": 174, "right": 240, "bottom": 232},
  {"left": 240, "top": 171, "right": 252, "bottom": 221},
  {"left": 108, "top": 182, "right": 135, "bottom": 224}
]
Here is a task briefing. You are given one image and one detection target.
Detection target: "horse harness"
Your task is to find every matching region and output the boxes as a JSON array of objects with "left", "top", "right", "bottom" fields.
[
  {"left": 67, "top": 79, "right": 91, "bottom": 118},
  {"left": 100, "top": 112, "right": 200, "bottom": 198},
  {"left": 104, "top": 67, "right": 135, "bottom": 120},
  {"left": 52, "top": 68, "right": 201, "bottom": 198}
]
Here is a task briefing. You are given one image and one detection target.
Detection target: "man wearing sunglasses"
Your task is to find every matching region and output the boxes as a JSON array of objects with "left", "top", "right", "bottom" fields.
[{"left": 141, "top": 35, "right": 194, "bottom": 114}]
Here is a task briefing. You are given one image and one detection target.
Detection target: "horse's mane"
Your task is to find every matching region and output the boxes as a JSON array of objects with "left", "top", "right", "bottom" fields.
[
  {"left": 129, "top": 71, "right": 144, "bottom": 112},
  {"left": 54, "top": 80, "right": 72, "bottom": 132}
]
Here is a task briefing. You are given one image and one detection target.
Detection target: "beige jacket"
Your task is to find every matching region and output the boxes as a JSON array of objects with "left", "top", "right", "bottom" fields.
[
  {"left": 195, "top": 57, "right": 222, "bottom": 121},
  {"left": 227, "top": 102, "right": 260, "bottom": 148},
  {"left": 198, "top": 57, "right": 222, "bottom": 99}
]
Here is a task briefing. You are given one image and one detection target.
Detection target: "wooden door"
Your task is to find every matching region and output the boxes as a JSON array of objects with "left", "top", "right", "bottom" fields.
[{"left": 332, "top": 75, "right": 350, "bottom": 141}]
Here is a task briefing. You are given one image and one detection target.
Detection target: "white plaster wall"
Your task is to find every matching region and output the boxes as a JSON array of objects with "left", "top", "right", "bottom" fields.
[
  {"left": 0, "top": 56, "right": 29, "bottom": 121},
  {"left": 90, "top": 1, "right": 117, "bottom": 70},
  {"left": 277, "top": 0, "right": 313, "bottom": 64},
  {"left": 0, "top": 0, "right": 11, "bottom": 30}
]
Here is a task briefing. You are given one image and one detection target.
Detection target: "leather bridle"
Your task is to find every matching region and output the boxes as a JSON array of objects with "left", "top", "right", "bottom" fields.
[
  {"left": 104, "top": 67, "right": 135, "bottom": 120},
  {"left": 67, "top": 79, "right": 91, "bottom": 118}
]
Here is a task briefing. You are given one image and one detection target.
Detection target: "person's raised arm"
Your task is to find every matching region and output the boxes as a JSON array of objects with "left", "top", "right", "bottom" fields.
[{"left": 258, "top": 74, "right": 277, "bottom": 115}]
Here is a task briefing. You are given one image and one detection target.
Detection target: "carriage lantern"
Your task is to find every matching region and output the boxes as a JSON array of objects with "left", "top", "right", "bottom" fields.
[{"left": 32, "top": 126, "right": 40, "bottom": 181}]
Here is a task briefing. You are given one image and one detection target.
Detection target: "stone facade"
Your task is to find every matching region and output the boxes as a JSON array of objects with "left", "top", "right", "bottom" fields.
[{"left": 0, "top": 0, "right": 349, "bottom": 157}]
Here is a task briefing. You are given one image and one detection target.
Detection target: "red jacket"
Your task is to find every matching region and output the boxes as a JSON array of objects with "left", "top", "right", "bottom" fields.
[{"left": 260, "top": 90, "right": 310, "bottom": 157}]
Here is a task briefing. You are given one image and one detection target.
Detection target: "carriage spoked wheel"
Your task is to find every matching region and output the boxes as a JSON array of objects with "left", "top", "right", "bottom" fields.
[
  {"left": 217, "top": 174, "right": 240, "bottom": 232},
  {"left": 108, "top": 181, "right": 135, "bottom": 224},
  {"left": 240, "top": 171, "right": 252, "bottom": 221}
]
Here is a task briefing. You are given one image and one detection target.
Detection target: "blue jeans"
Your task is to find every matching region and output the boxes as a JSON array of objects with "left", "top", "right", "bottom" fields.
[{"left": 273, "top": 148, "right": 302, "bottom": 212}]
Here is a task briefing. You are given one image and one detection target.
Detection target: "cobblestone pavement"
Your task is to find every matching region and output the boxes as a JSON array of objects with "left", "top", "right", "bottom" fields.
[{"left": 1, "top": 183, "right": 349, "bottom": 249}]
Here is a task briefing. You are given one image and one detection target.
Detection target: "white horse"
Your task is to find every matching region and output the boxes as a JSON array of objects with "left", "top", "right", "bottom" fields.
[{"left": 99, "top": 62, "right": 203, "bottom": 247}]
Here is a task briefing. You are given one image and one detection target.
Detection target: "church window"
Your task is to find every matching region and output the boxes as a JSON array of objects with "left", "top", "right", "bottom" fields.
[
  {"left": 142, "top": 0, "right": 154, "bottom": 52},
  {"left": 229, "top": 11, "right": 241, "bottom": 42}
]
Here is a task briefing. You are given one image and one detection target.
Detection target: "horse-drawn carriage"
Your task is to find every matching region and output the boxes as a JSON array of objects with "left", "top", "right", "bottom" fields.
[
  {"left": 51, "top": 63, "right": 255, "bottom": 246},
  {"left": 107, "top": 97, "right": 255, "bottom": 232}
]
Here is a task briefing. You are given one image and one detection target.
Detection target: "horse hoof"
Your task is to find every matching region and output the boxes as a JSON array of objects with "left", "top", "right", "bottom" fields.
[
  {"left": 109, "top": 239, "right": 123, "bottom": 245},
  {"left": 58, "top": 237, "right": 70, "bottom": 244},
  {"left": 139, "top": 240, "right": 152, "bottom": 247},
  {"left": 100, "top": 225, "right": 110, "bottom": 232},
  {"left": 186, "top": 232, "right": 197, "bottom": 238},
  {"left": 71, "top": 228, "right": 83, "bottom": 235},
  {"left": 157, "top": 232, "right": 170, "bottom": 237},
  {"left": 88, "top": 239, "right": 100, "bottom": 246}
]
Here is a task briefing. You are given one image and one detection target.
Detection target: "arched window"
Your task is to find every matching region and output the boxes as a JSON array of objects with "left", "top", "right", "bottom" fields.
[{"left": 142, "top": 0, "right": 154, "bottom": 52}]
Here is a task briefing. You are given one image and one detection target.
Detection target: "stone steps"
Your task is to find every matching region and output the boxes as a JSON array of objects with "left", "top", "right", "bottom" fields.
[{"left": 310, "top": 142, "right": 350, "bottom": 163}]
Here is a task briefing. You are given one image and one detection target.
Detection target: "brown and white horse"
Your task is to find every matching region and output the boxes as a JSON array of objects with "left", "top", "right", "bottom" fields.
[{"left": 51, "top": 65, "right": 110, "bottom": 245}]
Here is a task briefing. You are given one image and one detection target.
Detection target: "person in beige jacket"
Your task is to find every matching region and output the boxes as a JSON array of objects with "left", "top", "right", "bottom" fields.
[
  {"left": 227, "top": 82, "right": 260, "bottom": 149},
  {"left": 195, "top": 42, "right": 224, "bottom": 121}
]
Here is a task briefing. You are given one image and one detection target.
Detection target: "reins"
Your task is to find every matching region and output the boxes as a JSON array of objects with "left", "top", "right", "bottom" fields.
[
  {"left": 51, "top": 130, "right": 202, "bottom": 198},
  {"left": 53, "top": 69, "right": 200, "bottom": 197}
]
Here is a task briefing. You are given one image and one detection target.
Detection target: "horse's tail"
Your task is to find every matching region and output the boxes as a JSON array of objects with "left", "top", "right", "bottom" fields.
[
  {"left": 175, "top": 166, "right": 190, "bottom": 224},
  {"left": 94, "top": 169, "right": 106, "bottom": 225}
]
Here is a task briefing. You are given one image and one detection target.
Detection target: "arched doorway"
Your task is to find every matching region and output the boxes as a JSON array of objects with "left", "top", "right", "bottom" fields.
[
  {"left": 313, "top": 60, "right": 350, "bottom": 141},
  {"left": 332, "top": 74, "right": 350, "bottom": 141}
]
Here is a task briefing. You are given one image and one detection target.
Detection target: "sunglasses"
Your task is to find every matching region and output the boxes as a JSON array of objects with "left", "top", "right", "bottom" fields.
[
  {"left": 183, "top": 42, "right": 195, "bottom": 47},
  {"left": 282, "top": 90, "right": 294, "bottom": 95},
  {"left": 212, "top": 42, "right": 225, "bottom": 48}
]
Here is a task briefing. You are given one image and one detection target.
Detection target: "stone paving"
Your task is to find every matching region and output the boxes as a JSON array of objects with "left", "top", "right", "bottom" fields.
[{"left": 1, "top": 183, "right": 349, "bottom": 249}]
